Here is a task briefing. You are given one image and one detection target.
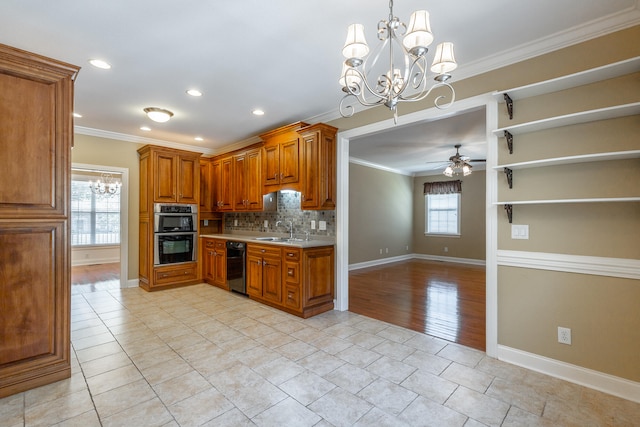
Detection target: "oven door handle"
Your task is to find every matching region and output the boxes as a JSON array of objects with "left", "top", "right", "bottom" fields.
[{"left": 154, "top": 232, "right": 198, "bottom": 236}]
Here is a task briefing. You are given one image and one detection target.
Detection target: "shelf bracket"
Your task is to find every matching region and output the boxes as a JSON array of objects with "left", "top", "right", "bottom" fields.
[
  {"left": 504, "top": 130, "right": 514, "bottom": 154},
  {"left": 504, "top": 204, "right": 513, "bottom": 223},
  {"left": 504, "top": 167, "right": 513, "bottom": 189},
  {"left": 503, "top": 93, "right": 513, "bottom": 119}
]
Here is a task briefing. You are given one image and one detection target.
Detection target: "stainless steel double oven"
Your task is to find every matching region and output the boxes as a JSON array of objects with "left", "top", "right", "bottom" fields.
[{"left": 153, "top": 203, "right": 198, "bottom": 266}]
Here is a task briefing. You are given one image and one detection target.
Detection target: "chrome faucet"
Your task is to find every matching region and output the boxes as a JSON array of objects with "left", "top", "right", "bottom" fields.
[{"left": 275, "top": 219, "right": 294, "bottom": 239}]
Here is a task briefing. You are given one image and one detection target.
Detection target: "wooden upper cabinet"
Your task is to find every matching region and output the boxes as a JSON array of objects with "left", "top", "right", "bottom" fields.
[
  {"left": 178, "top": 155, "right": 198, "bottom": 203},
  {"left": 199, "top": 159, "right": 213, "bottom": 213},
  {"left": 260, "top": 122, "right": 307, "bottom": 192},
  {"left": 299, "top": 123, "right": 337, "bottom": 210},
  {"left": 218, "top": 156, "right": 234, "bottom": 211},
  {"left": 232, "top": 152, "right": 247, "bottom": 210},
  {"left": 233, "top": 148, "right": 263, "bottom": 211},
  {"left": 143, "top": 147, "right": 201, "bottom": 204}
]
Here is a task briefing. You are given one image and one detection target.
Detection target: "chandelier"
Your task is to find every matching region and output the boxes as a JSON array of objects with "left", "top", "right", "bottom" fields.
[
  {"left": 339, "top": 0, "right": 457, "bottom": 123},
  {"left": 89, "top": 173, "right": 122, "bottom": 198},
  {"left": 443, "top": 145, "right": 472, "bottom": 177}
]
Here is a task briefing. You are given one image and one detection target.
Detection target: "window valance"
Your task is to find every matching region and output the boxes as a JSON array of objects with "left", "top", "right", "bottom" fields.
[{"left": 423, "top": 180, "right": 462, "bottom": 195}]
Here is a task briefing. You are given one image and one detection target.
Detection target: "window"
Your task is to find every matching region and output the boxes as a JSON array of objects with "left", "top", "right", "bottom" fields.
[
  {"left": 71, "top": 174, "right": 121, "bottom": 246},
  {"left": 425, "top": 193, "right": 460, "bottom": 235}
]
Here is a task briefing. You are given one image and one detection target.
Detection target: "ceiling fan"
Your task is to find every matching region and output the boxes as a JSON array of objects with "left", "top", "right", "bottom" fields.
[{"left": 427, "top": 144, "right": 486, "bottom": 177}]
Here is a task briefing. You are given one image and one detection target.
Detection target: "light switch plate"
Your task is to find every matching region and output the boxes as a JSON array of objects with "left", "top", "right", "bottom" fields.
[
  {"left": 511, "top": 224, "right": 529, "bottom": 239},
  {"left": 319, "top": 220, "right": 326, "bottom": 231}
]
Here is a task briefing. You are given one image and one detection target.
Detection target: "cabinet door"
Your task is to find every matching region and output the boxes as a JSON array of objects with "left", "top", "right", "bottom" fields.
[
  {"left": 199, "top": 160, "right": 213, "bottom": 212},
  {"left": 280, "top": 137, "right": 300, "bottom": 185},
  {"left": 232, "top": 153, "right": 247, "bottom": 211},
  {"left": 262, "top": 255, "right": 282, "bottom": 304},
  {"left": 154, "top": 152, "right": 178, "bottom": 202},
  {"left": 203, "top": 240, "right": 215, "bottom": 281},
  {"left": 219, "top": 157, "right": 233, "bottom": 211},
  {"left": 302, "top": 247, "right": 334, "bottom": 308},
  {"left": 246, "top": 149, "right": 263, "bottom": 211},
  {"left": 178, "top": 156, "right": 198, "bottom": 204},
  {"left": 300, "top": 132, "right": 319, "bottom": 209},
  {"left": 211, "top": 159, "right": 221, "bottom": 211},
  {"left": 263, "top": 143, "right": 280, "bottom": 187},
  {"left": 213, "top": 247, "right": 227, "bottom": 286},
  {"left": 246, "top": 253, "right": 263, "bottom": 297}
]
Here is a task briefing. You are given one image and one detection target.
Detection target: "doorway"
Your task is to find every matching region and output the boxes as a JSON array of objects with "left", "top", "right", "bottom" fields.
[
  {"left": 335, "top": 93, "right": 499, "bottom": 356},
  {"left": 71, "top": 163, "right": 129, "bottom": 290}
]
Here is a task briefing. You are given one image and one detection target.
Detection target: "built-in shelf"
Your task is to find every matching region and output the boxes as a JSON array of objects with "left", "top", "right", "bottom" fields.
[
  {"left": 493, "top": 57, "right": 640, "bottom": 102},
  {"left": 493, "top": 57, "right": 640, "bottom": 119},
  {"left": 493, "top": 102, "right": 640, "bottom": 136},
  {"left": 494, "top": 150, "right": 640, "bottom": 171},
  {"left": 495, "top": 197, "right": 640, "bottom": 223},
  {"left": 495, "top": 197, "right": 640, "bottom": 206}
]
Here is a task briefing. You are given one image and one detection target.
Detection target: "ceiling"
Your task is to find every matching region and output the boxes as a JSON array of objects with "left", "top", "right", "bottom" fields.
[{"left": 1, "top": 0, "right": 638, "bottom": 173}]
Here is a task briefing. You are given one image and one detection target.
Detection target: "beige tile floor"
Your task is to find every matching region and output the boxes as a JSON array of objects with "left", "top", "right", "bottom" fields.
[{"left": 2, "top": 284, "right": 638, "bottom": 426}]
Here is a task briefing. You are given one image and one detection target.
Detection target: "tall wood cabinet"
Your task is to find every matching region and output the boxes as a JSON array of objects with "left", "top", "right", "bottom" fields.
[
  {"left": 299, "top": 123, "right": 338, "bottom": 210},
  {"left": 0, "top": 44, "right": 79, "bottom": 398},
  {"left": 137, "top": 145, "right": 201, "bottom": 291},
  {"left": 260, "top": 122, "right": 308, "bottom": 192}
]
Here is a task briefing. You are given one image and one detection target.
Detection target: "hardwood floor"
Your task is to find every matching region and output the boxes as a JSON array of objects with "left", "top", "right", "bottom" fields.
[
  {"left": 71, "top": 262, "right": 121, "bottom": 294},
  {"left": 349, "top": 259, "right": 486, "bottom": 351}
]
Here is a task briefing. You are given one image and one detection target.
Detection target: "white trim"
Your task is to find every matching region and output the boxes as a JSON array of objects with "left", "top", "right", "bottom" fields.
[
  {"left": 72, "top": 163, "right": 129, "bottom": 288},
  {"left": 349, "top": 156, "right": 414, "bottom": 177},
  {"left": 336, "top": 94, "right": 498, "bottom": 356},
  {"left": 412, "top": 254, "right": 486, "bottom": 267},
  {"left": 348, "top": 255, "right": 414, "bottom": 271},
  {"left": 498, "top": 345, "right": 640, "bottom": 403},
  {"left": 497, "top": 250, "right": 640, "bottom": 280},
  {"left": 125, "top": 278, "right": 139, "bottom": 288}
]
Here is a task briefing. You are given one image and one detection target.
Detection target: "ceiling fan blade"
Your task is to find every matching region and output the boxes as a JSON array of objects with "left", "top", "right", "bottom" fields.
[{"left": 467, "top": 159, "right": 486, "bottom": 162}]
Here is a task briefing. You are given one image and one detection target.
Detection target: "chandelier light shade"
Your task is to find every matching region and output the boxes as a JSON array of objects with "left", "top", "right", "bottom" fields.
[
  {"left": 144, "top": 107, "right": 174, "bottom": 123},
  {"left": 339, "top": 0, "right": 458, "bottom": 123},
  {"left": 89, "top": 173, "right": 122, "bottom": 198}
]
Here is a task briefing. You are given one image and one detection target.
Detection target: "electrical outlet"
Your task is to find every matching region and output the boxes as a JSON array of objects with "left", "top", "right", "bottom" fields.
[
  {"left": 379, "top": 249, "right": 382, "bottom": 254},
  {"left": 319, "top": 220, "right": 326, "bottom": 231},
  {"left": 234, "top": 219, "right": 238, "bottom": 227},
  {"left": 406, "top": 245, "right": 409, "bottom": 251},
  {"left": 263, "top": 220, "right": 268, "bottom": 228},
  {"left": 444, "top": 247, "right": 448, "bottom": 253},
  {"left": 204, "top": 219, "right": 208, "bottom": 226},
  {"left": 385, "top": 248, "right": 388, "bottom": 253},
  {"left": 311, "top": 220, "right": 316, "bottom": 230},
  {"left": 558, "top": 327, "right": 572, "bottom": 345}
]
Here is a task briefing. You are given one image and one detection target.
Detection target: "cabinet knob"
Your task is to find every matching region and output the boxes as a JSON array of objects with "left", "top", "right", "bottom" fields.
[
  {"left": 260, "top": 249, "right": 266, "bottom": 253},
  {"left": 301, "top": 194, "right": 305, "bottom": 201},
  {"left": 288, "top": 269, "right": 294, "bottom": 276},
  {"left": 263, "top": 260, "right": 267, "bottom": 266},
  {"left": 274, "top": 173, "right": 278, "bottom": 179},
  {"left": 280, "top": 173, "right": 284, "bottom": 180}
]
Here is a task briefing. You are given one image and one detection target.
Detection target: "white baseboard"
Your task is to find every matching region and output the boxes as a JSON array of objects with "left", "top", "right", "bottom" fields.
[
  {"left": 124, "top": 278, "right": 139, "bottom": 288},
  {"left": 413, "top": 254, "right": 486, "bottom": 266},
  {"left": 72, "top": 258, "right": 119, "bottom": 267},
  {"left": 349, "top": 253, "right": 485, "bottom": 271},
  {"left": 349, "top": 254, "right": 413, "bottom": 271},
  {"left": 498, "top": 345, "right": 640, "bottom": 403}
]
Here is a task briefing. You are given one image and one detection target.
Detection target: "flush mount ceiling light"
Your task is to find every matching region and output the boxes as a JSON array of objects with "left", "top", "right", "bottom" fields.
[
  {"left": 186, "top": 89, "right": 203, "bottom": 97},
  {"left": 339, "top": 0, "right": 458, "bottom": 124},
  {"left": 89, "top": 59, "right": 111, "bottom": 69},
  {"left": 252, "top": 109, "right": 265, "bottom": 116},
  {"left": 194, "top": 136, "right": 204, "bottom": 141},
  {"left": 143, "top": 107, "right": 174, "bottom": 123},
  {"left": 73, "top": 112, "right": 82, "bottom": 118},
  {"left": 140, "top": 126, "right": 151, "bottom": 131}
]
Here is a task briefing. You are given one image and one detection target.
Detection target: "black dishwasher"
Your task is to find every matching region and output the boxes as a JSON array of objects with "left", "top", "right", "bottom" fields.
[{"left": 226, "top": 241, "right": 246, "bottom": 294}]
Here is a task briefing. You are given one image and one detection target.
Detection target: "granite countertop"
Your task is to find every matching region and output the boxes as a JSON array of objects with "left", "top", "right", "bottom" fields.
[{"left": 199, "top": 233, "right": 335, "bottom": 248}]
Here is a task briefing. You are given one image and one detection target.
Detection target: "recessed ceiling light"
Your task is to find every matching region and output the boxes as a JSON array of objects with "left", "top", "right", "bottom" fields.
[
  {"left": 89, "top": 59, "right": 111, "bottom": 69},
  {"left": 194, "top": 136, "right": 204, "bottom": 141},
  {"left": 73, "top": 113, "right": 82, "bottom": 118},
  {"left": 186, "top": 89, "right": 203, "bottom": 97},
  {"left": 140, "top": 126, "right": 151, "bottom": 131},
  {"left": 252, "top": 109, "right": 265, "bottom": 116},
  {"left": 143, "top": 107, "right": 174, "bottom": 123}
]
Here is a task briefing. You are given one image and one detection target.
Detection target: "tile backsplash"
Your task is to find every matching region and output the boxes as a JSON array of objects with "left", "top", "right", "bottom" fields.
[{"left": 224, "top": 191, "right": 335, "bottom": 237}]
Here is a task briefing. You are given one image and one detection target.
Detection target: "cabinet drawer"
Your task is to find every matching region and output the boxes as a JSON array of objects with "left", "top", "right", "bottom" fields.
[
  {"left": 205, "top": 240, "right": 215, "bottom": 249},
  {"left": 284, "top": 284, "right": 301, "bottom": 311},
  {"left": 283, "top": 248, "right": 300, "bottom": 261},
  {"left": 154, "top": 264, "right": 197, "bottom": 285},
  {"left": 284, "top": 260, "right": 300, "bottom": 284},
  {"left": 214, "top": 240, "right": 226, "bottom": 249},
  {"left": 247, "top": 244, "right": 281, "bottom": 258}
]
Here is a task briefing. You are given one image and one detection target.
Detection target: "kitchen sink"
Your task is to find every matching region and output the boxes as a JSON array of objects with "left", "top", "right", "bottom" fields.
[{"left": 254, "top": 237, "right": 305, "bottom": 242}]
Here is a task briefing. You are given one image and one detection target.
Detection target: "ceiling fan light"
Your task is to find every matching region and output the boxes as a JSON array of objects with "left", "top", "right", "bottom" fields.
[
  {"left": 463, "top": 163, "right": 472, "bottom": 176},
  {"left": 443, "top": 165, "right": 454, "bottom": 177},
  {"left": 144, "top": 107, "right": 173, "bottom": 123}
]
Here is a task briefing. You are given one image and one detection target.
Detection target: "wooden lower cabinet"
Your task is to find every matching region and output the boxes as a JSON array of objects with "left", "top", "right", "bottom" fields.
[
  {"left": 247, "top": 244, "right": 334, "bottom": 318},
  {"left": 153, "top": 263, "right": 198, "bottom": 287},
  {"left": 202, "top": 238, "right": 227, "bottom": 289}
]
